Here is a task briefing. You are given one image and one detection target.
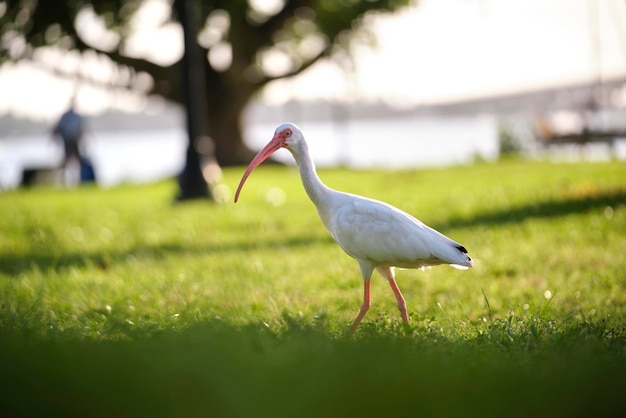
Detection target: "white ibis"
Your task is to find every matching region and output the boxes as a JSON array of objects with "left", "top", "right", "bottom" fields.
[{"left": 235, "top": 123, "right": 473, "bottom": 333}]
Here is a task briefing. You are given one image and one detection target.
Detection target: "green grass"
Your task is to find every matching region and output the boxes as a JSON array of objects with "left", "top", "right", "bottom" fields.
[{"left": 1, "top": 159, "right": 625, "bottom": 417}]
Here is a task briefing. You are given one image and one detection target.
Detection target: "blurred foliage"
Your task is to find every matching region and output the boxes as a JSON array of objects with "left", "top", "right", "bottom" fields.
[
  {"left": 0, "top": 1, "right": 133, "bottom": 57},
  {"left": 0, "top": 0, "right": 412, "bottom": 164},
  {"left": 498, "top": 117, "right": 538, "bottom": 155},
  {"left": 498, "top": 122, "right": 522, "bottom": 155}
]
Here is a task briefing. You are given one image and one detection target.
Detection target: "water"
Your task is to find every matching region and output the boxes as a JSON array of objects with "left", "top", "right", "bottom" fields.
[
  {"left": 246, "top": 116, "right": 499, "bottom": 168},
  {"left": 1, "top": 115, "right": 500, "bottom": 190},
  {"left": 0, "top": 129, "right": 186, "bottom": 189}
]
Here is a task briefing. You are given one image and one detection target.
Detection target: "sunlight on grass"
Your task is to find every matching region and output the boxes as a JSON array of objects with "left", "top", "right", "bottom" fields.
[{"left": 0, "top": 160, "right": 625, "bottom": 417}]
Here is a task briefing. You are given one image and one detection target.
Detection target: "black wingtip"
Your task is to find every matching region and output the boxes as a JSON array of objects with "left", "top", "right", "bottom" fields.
[{"left": 456, "top": 245, "right": 468, "bottom": 254}]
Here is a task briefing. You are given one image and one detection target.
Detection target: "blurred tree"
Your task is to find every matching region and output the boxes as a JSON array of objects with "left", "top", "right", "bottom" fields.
[{"left": 0, "top": 0, "right": 411, "bottom": 168}]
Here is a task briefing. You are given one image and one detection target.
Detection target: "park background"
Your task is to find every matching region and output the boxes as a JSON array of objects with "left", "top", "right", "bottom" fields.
[
  {"left": 2, "top": 0, "right": 626, "bottom": 189},
  {"left": 1, "top": 1, "right": 625, "bottom": 417}
]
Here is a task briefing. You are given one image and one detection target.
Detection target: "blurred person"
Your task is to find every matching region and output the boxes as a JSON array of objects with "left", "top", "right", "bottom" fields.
[{"left": 51, "top": 97, "right": 92, "bottom": 185}]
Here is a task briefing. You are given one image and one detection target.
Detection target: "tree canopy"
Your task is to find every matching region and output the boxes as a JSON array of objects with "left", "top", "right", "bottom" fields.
[{"left": 0, "top": 0, "right": 412, "bottom": 165}]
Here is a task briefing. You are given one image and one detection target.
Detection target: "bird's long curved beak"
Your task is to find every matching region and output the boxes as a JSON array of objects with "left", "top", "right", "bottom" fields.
[{"left": 234, "top": 134, "right": 285, "bottom": 202}]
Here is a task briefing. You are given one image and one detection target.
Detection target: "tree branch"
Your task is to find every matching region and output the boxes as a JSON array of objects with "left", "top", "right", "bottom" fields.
[
  {"left": 257, "top": 0, "right": 317, "bottom": 38},
  {"left": 257, "top": 45, "right": 331, "bottom": 86},
  {"left": 70, "top": 33, "right": 181, "bottom": 100}
]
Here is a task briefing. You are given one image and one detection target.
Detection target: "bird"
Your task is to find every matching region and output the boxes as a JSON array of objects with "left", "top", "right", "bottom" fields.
[{"left": 234, "top": 123, "right": 473, "bottom": 333}]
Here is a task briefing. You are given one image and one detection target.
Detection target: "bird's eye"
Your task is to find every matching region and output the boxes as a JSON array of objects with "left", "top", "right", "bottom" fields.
[{"left": 285, "top": 130, "right": 291, "bottom": 137}]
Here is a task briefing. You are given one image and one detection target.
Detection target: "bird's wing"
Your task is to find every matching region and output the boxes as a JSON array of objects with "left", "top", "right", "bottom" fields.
[{"left": 327, "top": 195, "right": 459, "bottom": 268}]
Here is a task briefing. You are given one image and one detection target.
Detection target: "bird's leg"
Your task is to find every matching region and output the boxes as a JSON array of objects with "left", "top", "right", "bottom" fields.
[
  {"left": 376, "top": 267, "right": 409, "bottom": 326},
  {"left": 388, "top": 278, "right": 409, "bottom": 325},
  {"left": 349, "top": 279, "right": 371, "bottom": 334}
]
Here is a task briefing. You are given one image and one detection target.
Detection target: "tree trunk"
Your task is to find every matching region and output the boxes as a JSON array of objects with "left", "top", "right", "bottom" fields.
[
  {"left": 174, "top": 0, "right": 212, "bottom": 201},
  {"left": 205, "top": 67, "right": 259, "bottom": 167},
  {"left": 207, "top": 103, "right": 257, "bottom": 167}
]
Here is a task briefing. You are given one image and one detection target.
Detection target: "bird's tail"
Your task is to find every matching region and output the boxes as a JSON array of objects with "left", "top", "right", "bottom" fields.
[{"left": 450, "top": 245, "right": 473, "bottom": 269}]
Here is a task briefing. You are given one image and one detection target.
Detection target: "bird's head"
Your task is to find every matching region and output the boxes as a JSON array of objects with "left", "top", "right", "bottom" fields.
[{"left": 234, "top": 123, "right": 303, "bottom": 202}]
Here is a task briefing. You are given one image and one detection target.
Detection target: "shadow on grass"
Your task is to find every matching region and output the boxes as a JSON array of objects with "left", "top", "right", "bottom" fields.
[
  {"left": 0, "top": 233, "right": 334, "bottom": 277},
  {"left": 435, "top": 187, "right": 625, "bottom": 231},
  {"left": 2, "top": 188, "right": 623, "bottom": 277},
  {"left": 1, "top": 315, "right": 625, "bottom": 418}
]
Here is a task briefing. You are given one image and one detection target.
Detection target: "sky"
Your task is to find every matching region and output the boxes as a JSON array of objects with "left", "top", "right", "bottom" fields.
[
  {"left": 264, "top": 0, "right": 626, "bottom": 106},
  {"left": 1, "top": 0, "right": 625, "bottom": 121}
]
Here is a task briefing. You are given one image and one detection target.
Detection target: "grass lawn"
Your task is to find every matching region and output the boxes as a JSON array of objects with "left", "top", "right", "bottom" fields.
[{"left": 1, "top": 159, "right": 625, "bottom": 417}]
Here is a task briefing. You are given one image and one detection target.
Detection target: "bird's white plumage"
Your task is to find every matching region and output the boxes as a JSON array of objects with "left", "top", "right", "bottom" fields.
[
  {"left": 235, "top": 122, "right": 473, "bottom": 332},
  {"left": 317, "top": 192, "right": 471, "bottom": 270}
]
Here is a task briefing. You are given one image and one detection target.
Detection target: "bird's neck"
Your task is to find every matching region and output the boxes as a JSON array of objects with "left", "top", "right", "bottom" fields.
[{"left": 290, "top": 143, "right": 332, "bottom": 206}]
